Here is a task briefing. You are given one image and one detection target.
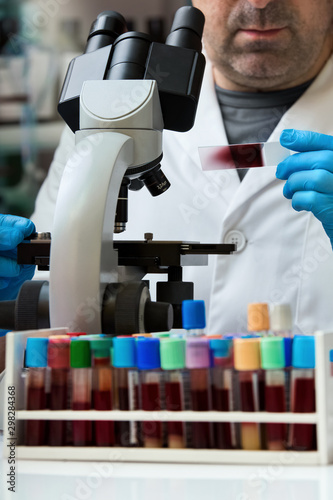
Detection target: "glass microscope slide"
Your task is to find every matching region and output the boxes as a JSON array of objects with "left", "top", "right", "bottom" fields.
[{"left": 199, "top": 142, "right": 291, "bottom": 171}]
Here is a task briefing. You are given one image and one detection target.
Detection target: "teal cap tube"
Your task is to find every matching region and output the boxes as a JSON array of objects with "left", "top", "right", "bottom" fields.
[
  {"left": 25, "top": 338, "right": 49, "bottom": 367},
  {"left": 292, "top": 335, "right": 315, "bottom": 369},
  {"left": 113, "top": 337, "right": 137, "bottom": 367}
]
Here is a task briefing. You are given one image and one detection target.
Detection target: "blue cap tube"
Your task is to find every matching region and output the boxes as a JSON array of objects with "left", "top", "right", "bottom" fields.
[
  {"left": 136, "top": 338, "right": 161, "bottom": 370},
  {"left": 182, "top": 300, "right": 206, "bottom": 330}
]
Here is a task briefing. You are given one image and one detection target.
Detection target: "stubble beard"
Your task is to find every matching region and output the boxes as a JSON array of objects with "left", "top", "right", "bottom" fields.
[
  {"left": 208, "top": 35, "right": 304, "bottom": 90},
  {"left": 204, "top": 2, "right": 333, "bottom": 91}
]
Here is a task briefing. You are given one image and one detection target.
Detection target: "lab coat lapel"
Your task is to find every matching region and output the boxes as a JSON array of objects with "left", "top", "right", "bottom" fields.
[
  {"left": 222, "top": 55, "right": 333, "bottom": 224},
  {"left": 169, "top": 59, "right": 240, "bottom": 207}
]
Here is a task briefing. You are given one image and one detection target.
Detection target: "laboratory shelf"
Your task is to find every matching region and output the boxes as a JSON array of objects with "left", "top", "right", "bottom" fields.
[
  {"left": 14, "top": 409, "right": 318, "bottom": 424},
  {"left": 13, "top": 447, "right": 320, "bottom": 465}
]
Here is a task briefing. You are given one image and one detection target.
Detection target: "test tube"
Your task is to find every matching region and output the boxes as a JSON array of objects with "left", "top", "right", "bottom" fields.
[
  {"left": 210, "top": 338, "right": 237, "bottom": 449},
  {"left": 270, "top": 304, "right": 293, "bottom": 337},
  {"left": 288, "top": 335, "right": 316, "bottom": 451},
  {"left": 160, "top": 338, "right": 188, "bottom": 448},
  {"left": 47, "top": 336, "right": 70, "bottom": 446},
  {"left": 260, "top": 337, "right": 287, "bottom": 450},
  {"left": 248, "top": 302, "right": 270, "bottom": 337},
  {"left": 70, "top": 339, "right": 92, "bottom": 446},
  {"left": 113, "top": 337, "right": 140, "bottom": 447},
  {"left": 90, "top": 338, "right": 114, "bottom": 447},
  {"left": 151, "top": 332, "right": 170, "bottom": 339},
  {"left": 137, "top": 337, "right": 164, "bottom": 448},
  {"left": 283, "top": 337, "right": 293, "bottom": 412},
  {"left": 25, "top": 337, "right": 48, "bottom": 446},
  {"left": 182, "top": 300, "right": 206, "bottom": 337},
  {"left": 234, "top": 338, "right": 262, "bottom": 450},
  {"left": 66, "top": 332, "right": 87, "bottom": 337},
  {"left": 330, "top": 350, "right": 333, "bottom": 377},
  {"left": 186, "top": 337, "right": 212, "bottom": 449},
  {"left": 132, "top": 334, "right": 152, "bottom": 338}
]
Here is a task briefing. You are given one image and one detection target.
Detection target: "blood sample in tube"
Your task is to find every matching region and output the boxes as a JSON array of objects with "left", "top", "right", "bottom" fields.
[
  {"left": 90, "top": 338, "right": 114, "bottom": 447},
  {"left": 160, "top": 338, "right": 188, "bottom": 448},
  {"left": 25, "top": 338, "right": 49, "bottom": 446},
  {"left": 113, "top": 337, "right": 139, "bottom": 446},
  {"left": 288, "top": 336, "right": 316, "bottom": 451},
  {"left": 210, "top": 338, "right": 236, "bottom": 449},
  {"left": 260, "top": 337, "right": 287, "bottom": 450},
  {"left": 47, "top": 336, "right": 70, "bottom": 446},
  {"left": 234, "top": 338, "right": 262, "bottom": 450},
  {"left": 186, "top": 338, "right": 212, "bottom": 449},
  {"left": 137, "top": 338, "right": 163, "bottom": 448},
  {"left": 70, "top": 339, "right": 92, "bottom": 446}
]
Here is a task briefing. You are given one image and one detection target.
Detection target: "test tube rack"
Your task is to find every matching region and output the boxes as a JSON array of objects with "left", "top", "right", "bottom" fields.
[{"left": 3, "top": 328, "right": 333, "bottom": 465}]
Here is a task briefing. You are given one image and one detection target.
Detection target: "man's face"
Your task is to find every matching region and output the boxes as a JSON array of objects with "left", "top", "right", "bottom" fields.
[{"left": 192, "top": 0, "right": 333, "bottom": 90}]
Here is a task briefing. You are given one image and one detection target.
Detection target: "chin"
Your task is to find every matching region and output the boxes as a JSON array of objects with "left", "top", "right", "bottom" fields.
[{"left": 232, "top": 56, "right": 291, "bottom": 86}]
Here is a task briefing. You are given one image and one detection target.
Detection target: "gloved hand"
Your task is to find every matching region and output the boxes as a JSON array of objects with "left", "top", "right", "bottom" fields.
[
  {"left": 0, "top": 214, "right": 36, "bottom": 301},
  {"left": 276, "top": 129, "right": 333, "bottom": 248}
]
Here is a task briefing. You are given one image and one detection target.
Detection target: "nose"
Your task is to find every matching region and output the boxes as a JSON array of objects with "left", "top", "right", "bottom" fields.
[{"left": 246, "top": 0, "right": 274, "bottom": 8}]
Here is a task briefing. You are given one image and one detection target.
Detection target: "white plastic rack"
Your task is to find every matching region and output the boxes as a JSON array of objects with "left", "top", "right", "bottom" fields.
[{"left": 3, "top": 328, "right": 333, "bottom": 464}]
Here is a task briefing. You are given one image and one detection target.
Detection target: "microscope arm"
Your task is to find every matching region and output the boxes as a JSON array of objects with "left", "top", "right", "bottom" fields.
[{"left": 49, "top": 131, "right": 134, "bottom": 333}]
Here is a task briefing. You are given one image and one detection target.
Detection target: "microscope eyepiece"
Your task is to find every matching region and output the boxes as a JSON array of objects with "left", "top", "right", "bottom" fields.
[
  {"left": 85, "top": 11, "right": 127, "bottom": 53},
  {"left": 106, "top": 32, "right": 152, "bottom": 80},
  {"left": 165, "top": 6, "right": 205, "bottom": 52}
]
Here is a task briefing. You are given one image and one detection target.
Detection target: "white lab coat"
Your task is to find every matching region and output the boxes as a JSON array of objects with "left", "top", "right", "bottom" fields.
[{"left": 32, "top": 56, "right": 333, "bottom": 335}]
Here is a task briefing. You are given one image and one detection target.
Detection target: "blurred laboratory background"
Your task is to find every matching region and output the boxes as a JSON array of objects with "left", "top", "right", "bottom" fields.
[{"left": 0, "top": 0, "right": 186, "bottom": 216}]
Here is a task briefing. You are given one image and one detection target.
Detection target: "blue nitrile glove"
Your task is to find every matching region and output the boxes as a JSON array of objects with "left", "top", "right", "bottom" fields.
[
  {"left": 0, "top": 214, "right": 36, "bottom": 301},
  {"left": 276, "top": 129, "right": 333, "bottom": 248}
]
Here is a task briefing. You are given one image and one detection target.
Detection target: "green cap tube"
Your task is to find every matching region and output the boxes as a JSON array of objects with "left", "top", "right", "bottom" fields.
[
  {"left": 260, "top": 337, "right": 285, "bottom": 369},
  {"left": 70, "top": 339, "right": 91, "bottom": 368},
  {"left": 160, "top": 338, "right": 186, "bottom": 370},
  {"left": 89, "top": 338, "right": 113, "bottom": 359}
]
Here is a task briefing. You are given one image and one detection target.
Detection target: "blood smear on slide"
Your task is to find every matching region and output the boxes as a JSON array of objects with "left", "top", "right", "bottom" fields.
[{"left": 199, "top": 142, "right": 290, "bottom": 171}]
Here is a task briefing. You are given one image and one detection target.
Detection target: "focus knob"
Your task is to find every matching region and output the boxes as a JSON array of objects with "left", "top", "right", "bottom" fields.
[{"left": 102, "top": 281, "right": 173, "bottom": 335}]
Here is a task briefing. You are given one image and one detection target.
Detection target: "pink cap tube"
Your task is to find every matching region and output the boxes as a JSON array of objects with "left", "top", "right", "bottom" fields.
[{"left": 186, "top": 338, "right": 210, "bottom": 369}]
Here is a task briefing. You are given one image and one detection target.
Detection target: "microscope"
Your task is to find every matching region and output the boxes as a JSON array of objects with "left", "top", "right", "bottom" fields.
[{"left": 0, "top": 7, "right": 235, "bottom": 335}]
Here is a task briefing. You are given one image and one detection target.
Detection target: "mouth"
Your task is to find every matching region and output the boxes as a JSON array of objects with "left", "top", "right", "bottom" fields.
[{"left": 238, "top": 27, "right": 287, "bottom": 39}]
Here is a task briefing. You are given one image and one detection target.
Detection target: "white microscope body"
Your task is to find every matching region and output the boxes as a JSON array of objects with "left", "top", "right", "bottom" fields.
[
  {"left": 0, "top": 7, "right": 221, "bottom": 336},
  {"left": 49, "top": 79, "right": 164, "bottom": 333}
]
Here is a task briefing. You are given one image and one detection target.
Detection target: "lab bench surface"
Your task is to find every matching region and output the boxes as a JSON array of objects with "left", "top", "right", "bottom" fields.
[{"left": 1, "top": 433, "right": 333, "bottom": 500}]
